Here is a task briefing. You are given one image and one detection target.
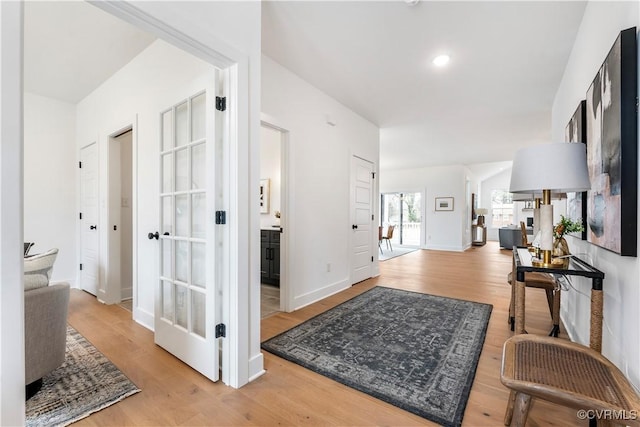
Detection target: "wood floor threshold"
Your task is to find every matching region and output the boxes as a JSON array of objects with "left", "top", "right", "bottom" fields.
[{"left": 67, "top": 241, "right": 580, "bottom": 426}]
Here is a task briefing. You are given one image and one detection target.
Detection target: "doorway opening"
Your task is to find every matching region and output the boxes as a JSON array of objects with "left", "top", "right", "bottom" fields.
[
  {"left": 380, "top": 192, "right": 422, "bottom": 247},
  {"left": 260, "top": 123, "right": 285, "bottom": 317},
  {"left": 107, "top": 127, "right": 134, "bottom": 309}
]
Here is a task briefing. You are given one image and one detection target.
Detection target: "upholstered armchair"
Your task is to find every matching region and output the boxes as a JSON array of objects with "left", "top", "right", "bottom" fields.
[{"left": 24, "top": 248, "right": 70, "bottom": 399}]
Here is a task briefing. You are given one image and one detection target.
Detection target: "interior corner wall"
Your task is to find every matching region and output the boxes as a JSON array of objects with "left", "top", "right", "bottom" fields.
[
  {"left": 24, "top": 93, "right": 77, "bottom": 285},
  {"left": 75, "top": 39, "right": 218, "bottom": 328},
  {"left": 380, "top": 165, "right": 467, "bottom": 251},
  {"left": 261, "top": 55, "right": 380, "bottom": 310},
  {"left": 259, "top": 126, "right": 281, "bottom": 230},
  {"left": 80, "top": 0, "right": 264, "bottom": 387},
  {"left": 118, "top": 131, "right": 133, "bottom": 300},
  {"left": 552, "top": 1, "right": 640, "bottom": 389}
]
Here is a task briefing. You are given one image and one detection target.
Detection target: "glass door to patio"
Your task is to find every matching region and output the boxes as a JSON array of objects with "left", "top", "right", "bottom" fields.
[{"left": 380, "top": 192, "right": 422, "bottom": 247}]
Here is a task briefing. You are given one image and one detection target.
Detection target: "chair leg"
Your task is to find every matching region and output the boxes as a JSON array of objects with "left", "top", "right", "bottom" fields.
[
  {"left": 551, "top": 289, "right": 561, "bottom": 337},
  {"left": 510, "top": 392, "right": 532, "bottom": 427},
  {"left": 504, "top": 390, "right": 516, "bottom": 426},
  {"left": 379, "top": 241, "right": 383, "bottom": 254}
]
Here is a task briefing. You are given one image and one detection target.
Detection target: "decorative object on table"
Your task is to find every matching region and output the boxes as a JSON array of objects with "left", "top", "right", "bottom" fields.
[
  {"left": 585, "top": 27, "right": 637, "bottom": 256},
  {"left": 564, "top": 100, "right": 588, "bottom": 240},
  {"left": 262, "top": 286, "right": 492, "bottom": 427},
  {"left": 552, "top": 215, "right": 584, "bottom": 257},
  {"left": 435, "top": 196, "right": 454, "bottom": 211},
  {"left": 259, "top": 178, "right": 270, "bottom": 214},
  {"left": 25, "top": 326, "right": 140, "bottom": 427},
  {"left": 510, "top": 143, "right": 590, "bottom": 268},
  {"left": 475, "top": 207, "right": 487, "bottom": 226},
  {"left": 522, "top": 200, "right": 534, "bottom": 210},
  {"left": 273, "top": 210, "right": 281, "bottom": 227}
]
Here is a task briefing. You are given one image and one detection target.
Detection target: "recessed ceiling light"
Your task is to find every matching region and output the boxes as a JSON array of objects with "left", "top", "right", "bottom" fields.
[{"left": 433, "top": 54, "right": 450, "bottom": 67}]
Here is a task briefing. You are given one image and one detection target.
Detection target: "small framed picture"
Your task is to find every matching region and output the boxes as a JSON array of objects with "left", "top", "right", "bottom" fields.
[{"left": 435, "top": 197, "right": 454, "bottom": 211}]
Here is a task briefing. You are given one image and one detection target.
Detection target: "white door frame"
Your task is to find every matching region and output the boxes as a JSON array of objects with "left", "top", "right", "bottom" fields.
[
  {"left": 1, "top": 1, "right": 26, "bottom": 423},
  {"left": 259, "top": 118, "right": 291, "bottom": 312},
  {"left": 88, "top": 1, "right": 252, "bottom": 388}
]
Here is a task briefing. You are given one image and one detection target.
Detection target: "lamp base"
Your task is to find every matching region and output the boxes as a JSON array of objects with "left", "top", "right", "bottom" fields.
[{"left": 531, "top": 257, "right": 568, "bottom": 269}]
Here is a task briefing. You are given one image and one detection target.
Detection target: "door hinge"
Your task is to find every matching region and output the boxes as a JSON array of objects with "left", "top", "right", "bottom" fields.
[
  {"left": 372, "top": 172, "right": 375, "bottom": 179},
  {"left": 371, "top": 214, "right": 374, "bottom": 221},
  {"left": 215, "top": 323, "right": 226, "bottom": 338},
  {"left": 79, "top": 212, "right": 82, "bottom": 220},
  {"left": 371, "top": 256, "right": 374, "bottom": 262},
  {"left": 215, "top": 211, "right": 226, "bottom": 225},
  {"left": 79, "top": 263, "right": 83, "bottom": 271},
  {"left": 215, "top": 96, "right": 226, "bottom": 112},
  {"left": 79, "top": 161, "right": 82, "bottom": 168}
]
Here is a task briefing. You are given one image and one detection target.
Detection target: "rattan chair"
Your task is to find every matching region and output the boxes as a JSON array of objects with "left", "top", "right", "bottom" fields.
[{"left": 501, "top": 335, "right": 640, "bottom": 426}]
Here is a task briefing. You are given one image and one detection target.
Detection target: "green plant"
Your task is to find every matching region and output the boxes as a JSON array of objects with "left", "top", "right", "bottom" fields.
[{"left": 554, "top": 215, "right": 584, "bottom": 239}]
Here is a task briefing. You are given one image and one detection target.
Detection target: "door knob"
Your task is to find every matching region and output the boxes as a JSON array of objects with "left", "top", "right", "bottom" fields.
[
  {"left": 90, "top": 225, "right": 97, "bottom": 230},
  {"left": 148, "top": 231, "right": 159, "bottom": 240},
  {"left": 352, "top": 224, "right": 358, "bottom": 229}
]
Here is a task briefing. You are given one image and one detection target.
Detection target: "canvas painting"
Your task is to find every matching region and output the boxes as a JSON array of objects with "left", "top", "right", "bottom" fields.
[
  {"left": 564, "top": 100, "right": 587, "bottom": 240},
  {"left": 585, "top": 27, "right": 637, "bottom": 256}
]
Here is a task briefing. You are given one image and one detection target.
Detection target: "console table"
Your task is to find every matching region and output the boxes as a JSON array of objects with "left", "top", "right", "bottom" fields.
[{"left": 512, "top": 247, "right": 605, "bottom": 352}]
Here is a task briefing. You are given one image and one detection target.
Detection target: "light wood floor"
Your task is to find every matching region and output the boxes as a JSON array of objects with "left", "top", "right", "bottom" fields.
[{"left": 68, "top": 242, "right": 580, "bottom": 426}]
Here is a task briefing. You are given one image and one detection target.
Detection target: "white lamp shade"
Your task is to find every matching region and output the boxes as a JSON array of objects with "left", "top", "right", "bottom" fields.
[
  {"left": 509, "top": 143, "right": 591, "bottom": 193},
  {"left": 475, "top": 208, "right": 488, "bottom": 215}
]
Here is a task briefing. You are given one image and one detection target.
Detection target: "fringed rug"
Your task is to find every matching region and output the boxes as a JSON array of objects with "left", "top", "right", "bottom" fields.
[
  {"left": 262, "top": 286, "right": 492, "bottom": 427},
  {"left": 26, "top": 326, "right": 140, "bottom": 427}
]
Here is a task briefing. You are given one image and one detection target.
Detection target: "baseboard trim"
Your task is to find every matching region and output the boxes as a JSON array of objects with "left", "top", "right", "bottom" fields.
[
  {"left": 248, "top": 353, "right": 265, "bottom": 383},
  {"left": 292, "top": 279, "right": 350, "bottom": 311},
  {"left": 134, "top": 307, "right": 154, "bottom": 331}
]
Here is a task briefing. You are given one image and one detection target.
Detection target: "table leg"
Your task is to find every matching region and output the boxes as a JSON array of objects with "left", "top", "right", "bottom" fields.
[{"left": 590, "top": 288, "right": 603, "bottom": 353}]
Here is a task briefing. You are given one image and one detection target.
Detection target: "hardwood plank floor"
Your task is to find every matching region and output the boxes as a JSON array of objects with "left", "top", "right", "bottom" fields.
[{"left": 68, "top": 242, "right": 580, "bottom": 426}]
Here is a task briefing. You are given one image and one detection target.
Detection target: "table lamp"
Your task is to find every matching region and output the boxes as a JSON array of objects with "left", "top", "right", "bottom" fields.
[
  {"left": 475, "top": 208, "right": 487, "bottom": 226},
  {"left": 512, "top": 191, "right": 566, "bottom": 237},
  {"left": 509, "top": 143, "right": 590, "bottom": 267}
]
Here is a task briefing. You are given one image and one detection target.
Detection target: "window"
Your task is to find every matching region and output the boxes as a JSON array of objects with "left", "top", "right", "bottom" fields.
[{"left": 491, "top": 190, "right": 513, "bottom": 228}]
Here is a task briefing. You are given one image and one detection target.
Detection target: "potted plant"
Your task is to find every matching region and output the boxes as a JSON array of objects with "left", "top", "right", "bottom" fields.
[{"left": 553, "top": 215, "right": 584, "bottom": 256}]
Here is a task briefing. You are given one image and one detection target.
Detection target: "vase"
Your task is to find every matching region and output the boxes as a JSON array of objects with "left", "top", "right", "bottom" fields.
[{"left": 553, "top": 237, "right": 570, "bottom": 257}]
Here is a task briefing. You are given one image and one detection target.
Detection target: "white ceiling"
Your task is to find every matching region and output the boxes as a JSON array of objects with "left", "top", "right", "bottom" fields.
[
  {"left": 262, "top": 1, "right": 587, "bottom": 176},
  {"left": 24, "top": 1, "right": 155, "bottom": 104},
  {"left": 24, "top": 1, "right": 587, "bottom": 181}
]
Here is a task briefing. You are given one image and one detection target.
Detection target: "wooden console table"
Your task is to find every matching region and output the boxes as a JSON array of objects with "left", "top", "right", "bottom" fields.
[
  {"left": 472, "top": 224, "right": 487, "bottom": 246},
  {"left": 512, "top": 247, "right": 605, "bottom": 352}
]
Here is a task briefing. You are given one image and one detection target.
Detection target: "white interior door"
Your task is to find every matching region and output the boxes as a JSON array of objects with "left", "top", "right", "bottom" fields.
[
  {"left": 155, "top": 87, "right": 220, "bottom": 381},
  {"left": 80, "top": 142, "right": 99, "bottom": 295},
  {"left": 350, "top": 156, "right": 374, "bottom": 284}
]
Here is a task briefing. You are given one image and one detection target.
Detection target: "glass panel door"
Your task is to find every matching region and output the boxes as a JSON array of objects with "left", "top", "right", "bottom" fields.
[
  {"left": 156, "top": 88, "right": 219, "bottom": 382},
  {"left": 380, "top": 192, "right": 422, "bottom": 246}
]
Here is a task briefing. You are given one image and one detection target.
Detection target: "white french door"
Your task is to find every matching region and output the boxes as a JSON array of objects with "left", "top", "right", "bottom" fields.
[
  {"left": 154, "top": 81, "right": 223, "bottom": 381},
  {"left": 80, "top": 142, "right": 99, "bottom": 296}
]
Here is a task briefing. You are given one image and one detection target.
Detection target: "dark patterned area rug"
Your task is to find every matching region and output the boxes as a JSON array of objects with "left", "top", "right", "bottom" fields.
[
  {"left": 25, "top": 326, "right": 140, "bottom": 427},
  {"left": 262, "top": 286, "right": 492, "bottom": 427}
]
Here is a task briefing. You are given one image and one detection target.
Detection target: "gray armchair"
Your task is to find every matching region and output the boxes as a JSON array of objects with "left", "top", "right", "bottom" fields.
[{"left": 25, "top": 282, "right": 70, "bottom": 398}]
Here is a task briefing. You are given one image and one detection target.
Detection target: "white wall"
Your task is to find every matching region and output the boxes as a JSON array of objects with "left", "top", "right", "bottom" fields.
[
  {"left": 552, "top": 1, "right": 640, "bottom": 389},
  {"left": 381, "top": 165, "right": 468, "bottom": 251},
  {"left": 261, "top": 55, "right": 380, "bottom": 310},
  {"left": 260, "top": 125, "right": 281, "bottom": 230},
  {"left": 23, "top": 93, "right": 77, "bottom": 284}
]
